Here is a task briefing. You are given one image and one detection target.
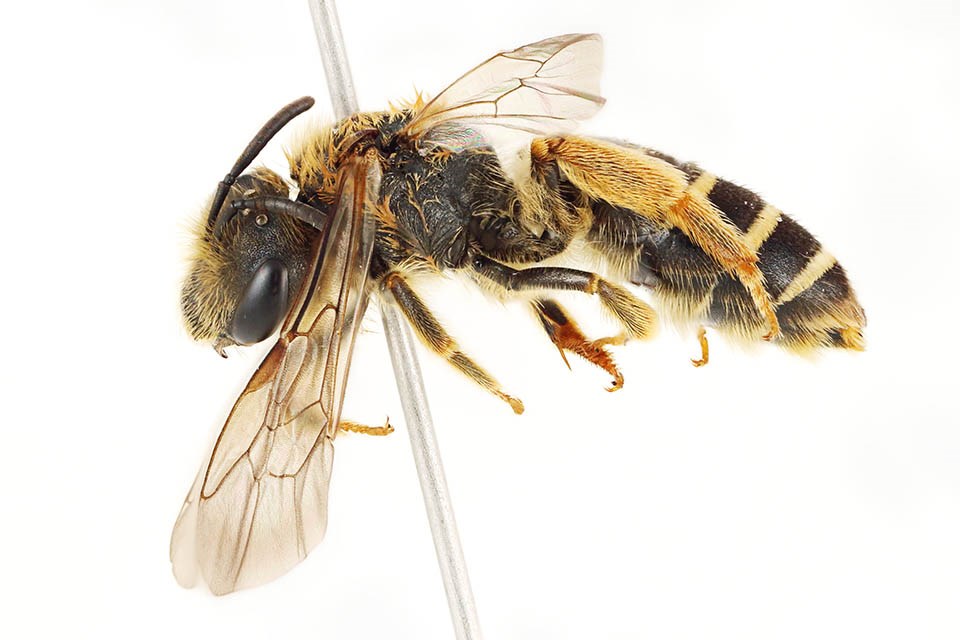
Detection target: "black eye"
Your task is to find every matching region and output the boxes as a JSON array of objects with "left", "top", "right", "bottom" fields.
[{"left": 229, "top": 258, "right": 289, "bottom": 345}]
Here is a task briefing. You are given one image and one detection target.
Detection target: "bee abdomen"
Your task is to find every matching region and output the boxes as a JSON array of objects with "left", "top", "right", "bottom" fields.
[
  {"left": 591, "top": 166, "right": 865, "bottom": 352},
  {"left": 701, "top": 176, "right": 864, "bottom": 351}
]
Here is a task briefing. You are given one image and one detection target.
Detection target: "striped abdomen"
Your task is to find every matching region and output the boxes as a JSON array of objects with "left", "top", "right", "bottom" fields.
[{"left": 588, "top": 149, "right": 866, "bottom": 352}]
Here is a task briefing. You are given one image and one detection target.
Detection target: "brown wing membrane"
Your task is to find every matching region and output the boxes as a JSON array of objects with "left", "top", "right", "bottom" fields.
[
  {"left": 401, "top": 33, "right": 605, "bottom": 147},
  {"left": 170, "top": 158, "right": 378, "bottom": 595}
]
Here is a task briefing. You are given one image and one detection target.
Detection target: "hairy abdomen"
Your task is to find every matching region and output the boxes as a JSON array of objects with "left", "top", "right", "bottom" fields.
[{"left": 588, "top": 151, "right": 866, "bottom": 352}]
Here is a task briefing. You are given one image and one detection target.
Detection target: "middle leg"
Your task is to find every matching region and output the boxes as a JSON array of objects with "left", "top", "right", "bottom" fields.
[
  {"left": 471, "top": 255, "right": 658, "bottom": 343},
  {"left": 531, "top": 298, "right": 624, "bottom": 391}
]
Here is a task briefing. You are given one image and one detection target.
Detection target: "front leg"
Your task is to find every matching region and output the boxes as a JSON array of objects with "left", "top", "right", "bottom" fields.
[
  {"left": 339, "top": 419, "right": 394, "bottom": 437},
  {"left": 382, "top": 271, "right": 524, "bottom": 414}
]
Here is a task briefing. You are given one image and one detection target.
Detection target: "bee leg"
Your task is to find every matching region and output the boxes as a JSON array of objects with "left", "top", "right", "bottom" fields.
[
  {"left": 339, "top": 419, "right": 394, "bottom": 437},
  {"left": 533, "top": 136, "right": 780, "bottom": 340},
  {"left": 532, "top": 298, "right": 624, "bottom": 391},
  {"left": 382, "top": 272, "right": 524, "bottom": 415},
  {"left": 471, "top": 255, "right": 657, "bottom": 342},
  {"left": 665, "top": 187, "right": 780, "bottom": 341},
  {"left": 590, "top": 334, "right": 629, "bottom": 348},
  {"left": 691, "top": 326, "right": 709, "bottom": 367}
]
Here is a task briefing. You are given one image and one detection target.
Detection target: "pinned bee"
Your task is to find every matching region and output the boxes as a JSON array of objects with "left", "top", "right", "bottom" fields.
[{"left": 172, "top": 33, "right": 866, "bottom": 594}]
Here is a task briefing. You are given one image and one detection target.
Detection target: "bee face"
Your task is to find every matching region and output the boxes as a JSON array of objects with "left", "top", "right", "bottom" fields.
[{"left": 180, "top": 167, "right": 317, "bottom": 352}]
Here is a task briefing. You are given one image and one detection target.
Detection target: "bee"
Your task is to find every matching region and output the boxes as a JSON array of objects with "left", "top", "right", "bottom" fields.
[{"left": 172, "top": 33, "right": 866, "bottom": 595}]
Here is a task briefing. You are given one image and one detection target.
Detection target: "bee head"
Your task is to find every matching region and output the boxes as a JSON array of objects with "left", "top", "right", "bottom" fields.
[{"left": 181, "top": 167, "right": 317, "bottom": 354}]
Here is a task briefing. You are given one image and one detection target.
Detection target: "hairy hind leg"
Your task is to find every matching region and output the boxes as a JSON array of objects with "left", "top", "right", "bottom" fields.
[
  {"left": 382, "top": 271, "right": 524, "bottom": 414},
  {"left": 531, "top": 135, "right": 779, "bottom": 339}
]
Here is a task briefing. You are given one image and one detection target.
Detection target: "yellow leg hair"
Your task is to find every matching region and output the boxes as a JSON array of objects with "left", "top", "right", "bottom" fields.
[
  {"left": 340, "top": 419, "right": 394, "bottom": 437},
  {"left": 531, "top": 136, "right": 780, "bottom": 340},
  {"left": 383, "top": 272, "right": 524, "bottom": 414}
]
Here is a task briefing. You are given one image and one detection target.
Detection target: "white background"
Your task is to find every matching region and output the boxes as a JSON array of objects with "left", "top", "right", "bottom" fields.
[{"left": 2, "top": 0, "right": 958, "bottom": 638}]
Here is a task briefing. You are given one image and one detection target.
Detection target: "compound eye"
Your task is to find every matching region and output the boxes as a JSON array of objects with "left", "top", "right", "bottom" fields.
[{"left": 229, "top": 258, "right": 290, "bottom": 345}]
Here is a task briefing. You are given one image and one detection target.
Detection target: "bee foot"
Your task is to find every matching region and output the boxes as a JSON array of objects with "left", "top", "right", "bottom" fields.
[
  {"left": 497, "top": 393, "right": 525, "bottom": 415},
  {"left": 340, "top": 418, "right": 394, "bottom": 437},
  {"left": 691, "top": 326, "right": 709, "bottom": 367},
  {"left": 562, "top": 334, "right": 625, "bottom": 391}
]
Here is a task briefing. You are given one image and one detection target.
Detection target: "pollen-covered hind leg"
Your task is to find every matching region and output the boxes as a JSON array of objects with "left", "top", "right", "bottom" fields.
[
  {"left": 340, "top": 419, "right": 394, "bottom": 436},
  {"left": 382, "top": 272, "right": 524, "bottom": 414},
  {"left": 532, "top": 298, "right": 624, "bottom": 391},
  {"left": 472, "top": 255, "right": 657, "bottom": 344}
]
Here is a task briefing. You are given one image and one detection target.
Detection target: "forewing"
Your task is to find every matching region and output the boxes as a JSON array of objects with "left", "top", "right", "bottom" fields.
[
  {"left": 171, "top": 158, "right": 378, "bottom": 595},
  {"left": 402, "top": 33, "right": 605, "bottom": 149}
]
